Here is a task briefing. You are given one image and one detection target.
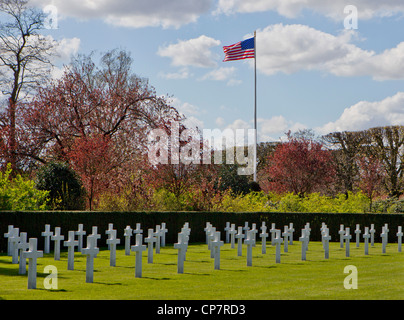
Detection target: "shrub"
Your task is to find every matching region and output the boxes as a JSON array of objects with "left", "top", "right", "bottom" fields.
[
  {"left": 0, "top": 164, "right": 49, "bottom": 211},
  {"left": 35, "top": 162, "right": 86, "bottom": 210}
]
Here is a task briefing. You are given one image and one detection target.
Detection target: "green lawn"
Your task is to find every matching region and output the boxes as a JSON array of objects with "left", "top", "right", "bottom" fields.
[{"left": 1, "top": 240, "right": 403, "bottom": 300}]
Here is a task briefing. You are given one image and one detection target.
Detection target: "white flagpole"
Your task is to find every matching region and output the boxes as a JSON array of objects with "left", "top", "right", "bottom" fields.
[{"left": 253, "top": 30, "right": 257, "bottom": 182}]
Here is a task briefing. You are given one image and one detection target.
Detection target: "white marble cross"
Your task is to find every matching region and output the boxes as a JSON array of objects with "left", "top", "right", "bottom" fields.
[
  {"left": 82, "top": 235, "right": 99, "bottom": 283},
  {"left": 174, "top": 232, "right": 188, "bottom": 274},
  {"left": 322, "top": 228, "right": 331, "bottom": 259},
  {"left": 106, "top": 229, "right": 120, "bottom": 267},
  {"left": 51, "top": 227, "right": 64, "bottom": 261},
  {"left": 282, "top": 226, "right": 289, "bottom": 253},
  {"left": 131, "top": 233, "right": 146, "bottom": 278},
  {"left": 124, "top": 225, "right": 133, "bottom": 256},
  {"left": 320, "top": 223, "right": 327, "bottom": 250},
  {"left": 397, "top": 226, "right": 403, "bottom": 252},
  {"left": 64, "top": 231, "right": 79, "bottom": 270},
  {"left": 355, "top": 224, "right": 361, "bottom": 248},
  {"left": 208, "top": 227, "right": 217, "bottom": 258},
  {"left": 181, "top": 224, "right": 191, "bottom": 261},
  {"left": 154, "top": 225, "right": 162, "bottom": 254},
  {"left": 299, "top": 229, "right": 308, "bottom": 261},
  {"left": 224, "top": 222, "right": 231, "bottom": 243},
  {"left": 17, "top": 232, "right": 29, "bottom": 275},
  {"left": 251, "top": 223, "right": 258, "bottom": 247},
  {"left": 343, "top": 227, "right": 352, "bottom": 257},
  {"left": 260, "top": 224, "right": 269, "bottom": 254},
  {"left": 144, "top": 228, "right": 156, "bottom": 264},
  {"left": 243, "top": 222, "right": 250, "bottom": 243},
  {"left": 4, "top": 225, "right": 14, "bottom": 256},
  {"left": 235, "top": 226, "right": 244, "bottom": 256},
  {"left": 105, "top": 223, "right": 114, "bottom": 250},
  {"left": 370, "top": 224, "right": 375, "bottom": 247},
  {"left": 338, "top": 224, "right": 345, "bottom": 248},
  {"left": 204, "top": 222, "right": 212, "bottom": 244},
  {"left": 160, "top": 222, "right": 168, "bottom": 247},
  {"left": 304, "top": 223, "right": 311, "bottom": 250},
  {"left": 229, "top": 224, "right": 237, "bottom": 249},
  {"left": 270, "top": 223, "right": 276, "bottom": 246},
  {"left": 22, "top": 238, "right": 43, "bottom": 289},
  {"left": 244, "top": 230, "right": 255, "bottom": 267},
  {"left": 381, "top": 226, "right": 388, "bottom": 254},
  {"left": 90, "top": 226, "right": 101, "bottom": 247},
  {"left": 41, "top": 224, "right": 53, "bottom": 254},
  {"left": 384, "top": 223, "right": 389, "bottom": 246},
  {"left": 273, "top": 230, "right": 283, "bottom": 263},
  {"left": 211, "top": 231, "right": 224, "bottom": 270},
  {"left": 133, "top": 223, "right": 143, "bottom": 243},
  {"left": 9, "top": 227, "right": 20, "bottom": 264},
  {"left": 363, "top": 227, "right": 370, "bottom": 255},
  {"left": 75, "top": 224, "right": 86, "bottom": 253},
  {"left": 288, "top": 223, "right": 295, "bottom": 245}
]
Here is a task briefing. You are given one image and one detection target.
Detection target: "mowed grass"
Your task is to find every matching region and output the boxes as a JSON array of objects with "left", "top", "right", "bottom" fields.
[{"left": 0, "top": 240, "right": 403, "bottom": 300}]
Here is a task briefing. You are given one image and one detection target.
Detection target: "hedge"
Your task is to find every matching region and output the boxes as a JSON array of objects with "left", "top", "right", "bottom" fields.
[{"left": 1, "top": 211, "right": 403, "bottom": 253}]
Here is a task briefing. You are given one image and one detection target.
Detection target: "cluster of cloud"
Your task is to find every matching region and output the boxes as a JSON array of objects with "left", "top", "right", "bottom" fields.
[
  {"left": 31, "top": 0, "right": 213, "bottom": 29},
  {"left": 214, "top": 0, "right": 404, "bottom": 20}
]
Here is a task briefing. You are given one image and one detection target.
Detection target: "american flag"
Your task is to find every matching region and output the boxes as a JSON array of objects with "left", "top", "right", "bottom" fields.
[{"left": 223, "top": 37, "right": 255, "bottom": 62}]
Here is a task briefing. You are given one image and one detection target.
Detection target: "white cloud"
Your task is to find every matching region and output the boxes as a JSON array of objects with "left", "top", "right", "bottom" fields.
[
  {"left": 215, "top": 0, "right": 404, "bottom": 20},
  {"left": 51, "top": 37, "right": 81, "bottom": 79},
  {"left": 157, "top": 35, "right": 221, "bottom": 68},
  {"left": 158, "top": 68, "right": 191, "bottom": 80},
  {"left": 317, "top": 92, "right": 404, "bottom": 134},
  {"left": 254, "top": 24, "right": 404, "bottom": 80},
  {"left": 199, "top": 66, "right": 242, "bottom": 85},
  {"left": 32, "top": 0, "right": 212, "bottom": 29}
]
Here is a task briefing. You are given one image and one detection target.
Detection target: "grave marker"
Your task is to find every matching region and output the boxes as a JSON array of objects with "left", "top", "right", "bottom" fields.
[
  {"left": 288, "top": 223, "right": 295, "bottom": 245},
  {"left": 370, "top": 224, "right": 375, "bottom": 247},
  {"left": 204, "top": 222, "right": 212, "bottom": 244},
  {"left": 338, "top": 225, "right": 345, "bottom": 248},
  {"left": 381, "top": 226, "right": 388, "bottom": 254},
  {"left": 41, "top": 224, "right": 53, "bottom": 254},
  {"left": 343, "top": 227, "right": 352, "bottom": 257},
  {"left": 243, "top": 222, "right": 250, "bottom": 243},
  {"left": 154, "top": 225, "right": 162, "bottom": 254},
  {"left": 282, "top": 226, "right": 289, "bottom": 253},
  {"left": 131, "top": 234, "right": 147, "bottom": 278},
  {"left": 174, "top": 232, "right": 188, "bottom": 274},
  {"left": 105, "top": 223, "right": 114, "bottom": 250},
  {"left": 299, "top": 229, "right": 308, "bottom": 261},
  {"left": 161, "top": 223, "right": 168, "bottom": 247},
  {"left": 17, "top": 232, "right": 29, "bottom": 275},
  {"left": 355, "top": 224, "right": 361, "bottom": 248},
  {"left": 82, "top": 235, "right": 99, "bottom": 283},
  {"left": 235, "top": 226, "right": 244, "bottom": 257},
  {"left": 224, "top": 222, "right": 231, "bottom": 243},
  {"left": 251, "top": 223, "right": 258, "bottom": 247},
  {"left": 229, "top": 224, "right": 237, "bottom": 249},
  {"left": 4, "top": 225, "right": 14, "bottom": 256},
  {"left": 273, "top": 230, "right": 283, "bottom": 263},
  {"left": 244, "top": 230, "right": 255, "bottom": 267},
  {"left": 75, "top": 224, "right": 86, "bottom": 253},
  {"left": 397, "top": 226, "right": 403, "bottom": 252},
  {"left": 363, "top": 227, "right": 370, "bottom": 255},
  {"left": 51, "top": 227, "right": 64, "bottom": 261},
  {"left": 270, "top": 223, "right": 276, "bottom": 246},
  {"left": 90, "top": 226, "right": 101, "bottom": 247},
  {"left": 124, "top": 226, "right": 133, "bottom": 256},
  {"left": 9, "top": 227, "right": 20, "bottom": 264},
  {"left": 106, "top": 229, "right": 120, "bottom": 267},
  {"left": 322, "top": 228, "right": 331, "bottom": 259},
  {"left": 260, "top": 224, "right": 268, "bottom": 254},
  {"left": 144, "top": 229, "right": 157, "bottom": 264},
  {"left": 64, "top": 231, "right": 78, "bottom": 270},
  {"left": 211, "top": 231, "right": 224, "bottom": 270},
  {"left": 22, "top": 238, "right": 43, "bottom": 289}
]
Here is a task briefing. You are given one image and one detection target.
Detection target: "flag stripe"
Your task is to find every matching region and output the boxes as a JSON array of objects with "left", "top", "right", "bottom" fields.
[{"left": 223, "top": 37, "right": 255, "bottom": 62}]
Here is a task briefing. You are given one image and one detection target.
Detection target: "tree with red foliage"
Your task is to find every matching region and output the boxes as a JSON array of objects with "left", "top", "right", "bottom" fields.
[
  {"left": 356, "top": 155, "right": 385, "bottom": 210},
  {"left": 68, "top": 134, "right": 117, "bottom": 210},
  {"left": 263, "top": 131, "right": 335, "bottom": 196}
]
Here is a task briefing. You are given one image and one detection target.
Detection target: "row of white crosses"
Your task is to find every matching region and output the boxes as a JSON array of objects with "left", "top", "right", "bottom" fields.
[{"left": 3, "top": 222, "right": 169, "bottom": 288}]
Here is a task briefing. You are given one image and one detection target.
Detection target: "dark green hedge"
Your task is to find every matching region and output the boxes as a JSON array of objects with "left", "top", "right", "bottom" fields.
[{"left": 1, "top": 211, "right": 403, "bottom": 253}]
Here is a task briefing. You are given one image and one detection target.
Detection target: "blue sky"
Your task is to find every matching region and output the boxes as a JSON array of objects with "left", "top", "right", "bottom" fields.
[{"left": 30, "top": 0, "right": 404, "bottom": 142}]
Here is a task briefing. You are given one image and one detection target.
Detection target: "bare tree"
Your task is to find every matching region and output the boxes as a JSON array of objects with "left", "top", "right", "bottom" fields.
[{"left": 0, "top": 0, "right": 56, "bottom": 172}]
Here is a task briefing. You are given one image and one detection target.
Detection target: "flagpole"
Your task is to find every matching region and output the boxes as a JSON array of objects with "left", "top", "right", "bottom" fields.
[{"left": 253, "top": 30, "right": 257, "bottom": 182}]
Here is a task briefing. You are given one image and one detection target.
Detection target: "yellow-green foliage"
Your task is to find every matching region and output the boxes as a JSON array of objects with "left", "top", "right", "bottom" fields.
[{"left": 0, "top": 164, "right": 49, "bottom": 211}]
